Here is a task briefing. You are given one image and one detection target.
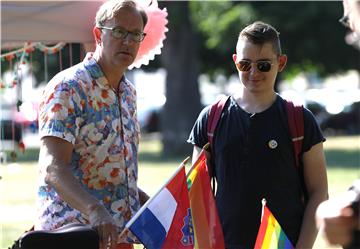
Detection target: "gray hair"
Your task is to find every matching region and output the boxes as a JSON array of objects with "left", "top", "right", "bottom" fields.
[{"left": 95, "top": 0, "right": 148, "bottom": 28}]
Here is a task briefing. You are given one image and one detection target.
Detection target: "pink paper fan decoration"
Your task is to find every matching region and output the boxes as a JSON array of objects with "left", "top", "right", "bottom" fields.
[{"left": 129, "top": 0, "right": 168, "bottom": 69}]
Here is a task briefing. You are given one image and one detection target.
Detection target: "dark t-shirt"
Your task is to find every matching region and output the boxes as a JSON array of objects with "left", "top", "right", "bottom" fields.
[{"left": 188, "top": 95, "right": 325, "bottom": 249}]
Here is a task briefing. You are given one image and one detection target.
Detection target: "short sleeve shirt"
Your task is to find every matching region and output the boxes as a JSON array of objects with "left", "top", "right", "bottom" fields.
[
  {"left": 188, "top": 95, "right": 325, "bottom": 248},
  {"left": 36, "top": 53, "right": 141, "bottom": 241}
]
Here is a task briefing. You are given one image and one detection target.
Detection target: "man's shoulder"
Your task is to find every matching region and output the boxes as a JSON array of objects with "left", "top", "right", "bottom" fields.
[
  {"left": 47, "top": 63, "right": 88, "bottom": 89},
  {"left": 61, "top": 62, "right": 87, "bottom": 80},
  {"left": 207, "top": 95, "right": 233, "bottom": 114},
  {"left": 277, "top": 95, "right": 314, "bottom": 116},
  {"left": 276, "top": 95, "right": 312, "bottom": 119}
]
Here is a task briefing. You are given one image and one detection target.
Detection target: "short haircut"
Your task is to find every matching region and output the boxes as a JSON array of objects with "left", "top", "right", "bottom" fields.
[
  {"left": 95, "top": 0, "right": 148, "bottom": 29},
  {"left": 237, "top": 21, "right": 282, "bottom": 56}
]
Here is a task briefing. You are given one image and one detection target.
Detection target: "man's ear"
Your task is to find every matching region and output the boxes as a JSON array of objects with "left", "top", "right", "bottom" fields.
[
  {"left": 278, "top": 54, "right": 287, "bottom": 72},
  {"left": 232, "top": 54, "right": 237, "bottom": 63},
  {"left": 93, "top": 27, "right": 102, "bottom": 44}
]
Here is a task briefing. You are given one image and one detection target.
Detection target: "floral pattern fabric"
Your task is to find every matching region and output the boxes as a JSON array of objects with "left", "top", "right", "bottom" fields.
[{"left": 36, "top": 53, "right": 141, "bottom": 242}]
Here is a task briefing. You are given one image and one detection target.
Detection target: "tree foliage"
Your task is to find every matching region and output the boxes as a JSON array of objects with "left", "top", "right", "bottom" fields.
[
  {"left": 189, "top": 1, "right": 255, "bottom": 78},
  {"left": 251, "top": 1, "right": 359, "bottom": 78},
  {"left": 189, "top": 1, "right": 359, "bottom": 80},
  {"left": 156, "top": 1, "right": 360, "bottom": 156}
]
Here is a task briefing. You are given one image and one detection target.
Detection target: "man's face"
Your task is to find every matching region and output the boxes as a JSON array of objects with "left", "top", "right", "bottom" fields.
[
  {"left": 344, "top": 0, "right": 360, "bottom": 33},
  {"left": 233, "top": 39, "right": 286, "bottom": 94},
  {"left": 99, "top": 7, "right": 144, "bottom": 69}
]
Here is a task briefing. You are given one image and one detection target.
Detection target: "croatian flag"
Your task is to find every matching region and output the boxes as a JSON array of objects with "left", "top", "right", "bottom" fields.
[{"left": 126, "top": 163, "right": 193, "bottom": 249}]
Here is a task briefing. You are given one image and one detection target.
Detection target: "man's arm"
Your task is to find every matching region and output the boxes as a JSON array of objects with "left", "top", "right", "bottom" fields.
[
  {"left": 40, "top": 136, "right": 117, "bottom": 249},
  {"left": 295, "top": 142, "right": 328, "bottom": 249},
  {"left": 41, "top": 136, "right": 98, "bottom": 213}
]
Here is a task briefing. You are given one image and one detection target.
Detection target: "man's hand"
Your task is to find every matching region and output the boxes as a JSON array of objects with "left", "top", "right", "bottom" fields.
[
  {"left": 316, "top": 194, "right": 358, "bottom": 247},
  {"left": 88, "top": 203, "right": 118, "bottom": 249}
]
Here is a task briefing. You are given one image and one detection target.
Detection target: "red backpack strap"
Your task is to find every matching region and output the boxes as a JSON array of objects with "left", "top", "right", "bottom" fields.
[
  {"left": 207, "top": 96, "right": 230, "bottom": 147},
  {"left": 285, "top": 100, "right": 304, "bottom": 168},
  {"left": 206, "top": 95, "right": 230, "bottom": 194}
]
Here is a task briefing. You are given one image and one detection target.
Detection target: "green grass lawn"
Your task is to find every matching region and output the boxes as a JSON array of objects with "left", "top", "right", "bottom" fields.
[{"left": 0, "top": 135, "right": 359, "bottom": 249}]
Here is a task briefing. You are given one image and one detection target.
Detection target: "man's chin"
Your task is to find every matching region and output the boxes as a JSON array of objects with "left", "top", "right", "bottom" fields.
[{"left": 113, "top": 56, "right": 134, "bottom": 68}]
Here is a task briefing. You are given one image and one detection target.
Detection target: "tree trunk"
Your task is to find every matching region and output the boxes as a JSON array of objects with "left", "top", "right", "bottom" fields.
[{"left": 160, "top": 2, "right": 202, "bottom": 156}]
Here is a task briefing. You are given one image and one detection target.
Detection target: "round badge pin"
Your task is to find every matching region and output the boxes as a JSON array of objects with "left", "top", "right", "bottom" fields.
[{"left": 268, "top": 139, "right": 278, "bottom": 149}]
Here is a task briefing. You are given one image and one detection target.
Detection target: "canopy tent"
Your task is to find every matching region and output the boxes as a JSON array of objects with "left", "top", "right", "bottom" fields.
[
  {"left": 1, "top": 0, "right": 168, "bottom": 68},
  {"left": 2, "top": 1, "right": 104, "bottom": 47}
]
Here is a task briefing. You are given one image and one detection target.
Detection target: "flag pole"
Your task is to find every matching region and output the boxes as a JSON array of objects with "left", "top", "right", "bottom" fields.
[
  {"left": 203, "top": 142, "right": 210, "bottom": 151},
  {"left": 260, "top": 198, "right": 266, "bottom": 222},
  {"left": 121, "top": 156, "right": 190, "bottom": 234},
  {"left": 187, "top": 143, "right": 210, "bottom": 177}
]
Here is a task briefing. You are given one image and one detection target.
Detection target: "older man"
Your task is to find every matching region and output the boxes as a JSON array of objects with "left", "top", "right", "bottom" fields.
[{"left": 36, "top": 1, "right": 149, "bottom": 249}]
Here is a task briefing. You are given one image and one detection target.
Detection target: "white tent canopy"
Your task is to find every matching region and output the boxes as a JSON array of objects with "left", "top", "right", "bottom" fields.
[
  {"left": 1, "top": 0, "right": 168, "bottom": 68},
  {"left": 2, "top": 1, "right": 105, "bottom": 48}
]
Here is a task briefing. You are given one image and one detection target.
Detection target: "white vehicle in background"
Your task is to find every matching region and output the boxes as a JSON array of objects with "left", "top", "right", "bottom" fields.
[{"left": 137, "top": 94, "right": 165, "bottom": 133}]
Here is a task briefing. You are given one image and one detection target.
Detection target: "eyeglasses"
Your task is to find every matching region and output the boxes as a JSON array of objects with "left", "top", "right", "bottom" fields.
[
  {"left": 339, "top": 14, "right": 350, "bottom": 29},
  {"left": 235, "top": 60, "right": 273, "bottom": 72},
  {"left": 98, "top": 26, "right": 146, "bottom": 42}
]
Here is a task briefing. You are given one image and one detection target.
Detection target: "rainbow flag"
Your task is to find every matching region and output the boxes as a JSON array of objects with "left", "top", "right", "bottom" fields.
[
  {"left": 254, "top": 199, "right": 294, "bottom": 249},
  {"left": 187, "top": 150, "right": 225, "bottom": 249}
]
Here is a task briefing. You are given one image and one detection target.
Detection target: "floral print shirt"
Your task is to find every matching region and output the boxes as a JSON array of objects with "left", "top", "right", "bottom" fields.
[{"left": 36, "top": 53, "right": 141, "bottom": 241}]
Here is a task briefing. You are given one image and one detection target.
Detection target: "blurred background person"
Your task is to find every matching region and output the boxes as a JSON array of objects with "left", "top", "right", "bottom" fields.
[{"left": 316, "top": 0, "right": 360, "bottom": 248}]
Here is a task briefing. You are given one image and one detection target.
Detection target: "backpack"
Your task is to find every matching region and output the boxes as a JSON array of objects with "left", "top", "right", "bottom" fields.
[
  {"left": 9, "top": 223, "right": 99, "bottom": 249},
  {"left": 206, "top": 95, "right": 304, "bottom": 195}
]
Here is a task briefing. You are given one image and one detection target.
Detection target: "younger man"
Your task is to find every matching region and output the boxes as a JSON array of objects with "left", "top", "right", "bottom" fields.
[{"left": 188, "top": 21, "right": 328, "bottom": 249}]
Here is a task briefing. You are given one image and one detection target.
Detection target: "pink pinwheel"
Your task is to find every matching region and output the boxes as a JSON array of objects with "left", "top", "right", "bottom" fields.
[{"left": 129, "top": 0, "right": 168, "bottom": 69}]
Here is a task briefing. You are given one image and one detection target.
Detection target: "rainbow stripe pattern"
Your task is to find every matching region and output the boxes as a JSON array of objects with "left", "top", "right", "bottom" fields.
[
  {"left": 187, "top": 150, "right": 225, "bottom": 249},
  {"left": 254, "top": 200, "right": 294, "bottom": 249}
]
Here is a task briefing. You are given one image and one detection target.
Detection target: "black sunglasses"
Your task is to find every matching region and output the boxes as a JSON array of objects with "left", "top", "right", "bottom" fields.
[{"left": 236, "top": 60, "right": 273, "bottom": 72}]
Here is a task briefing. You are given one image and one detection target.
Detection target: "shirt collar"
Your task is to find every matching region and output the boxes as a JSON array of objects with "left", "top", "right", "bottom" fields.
[{"left": 83, "top": 52, "right": 130, "bottom": 90}]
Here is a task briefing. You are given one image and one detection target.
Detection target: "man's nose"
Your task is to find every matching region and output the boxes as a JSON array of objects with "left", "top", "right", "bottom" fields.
[
  {"left": 249, "top": 63, "right": 260, "bottom": 74},
  {"left": 121, "top": 34, "right": 135, "bottom": 45}
]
